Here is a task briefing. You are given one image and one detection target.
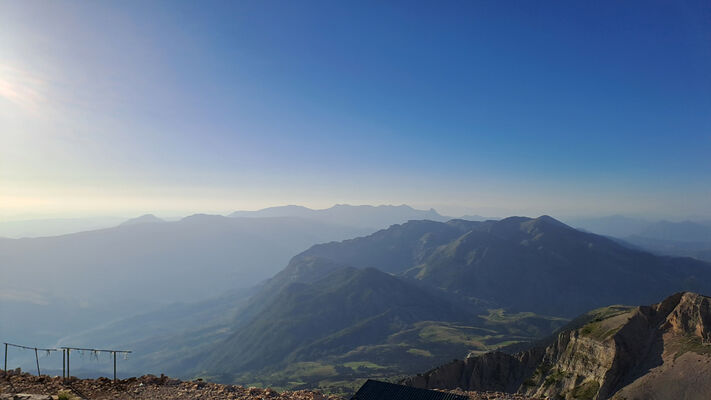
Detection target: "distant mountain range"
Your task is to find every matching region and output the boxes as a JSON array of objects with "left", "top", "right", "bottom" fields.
[
  {"left": 405, "top": 291, "right": 711, "bottom": 400},
  {"left": 120, "top": 213, "right": 167, "bottom": 226},
  {"left": 0, "top": 216, "right": 128, "bottom": 238},
  {"left": 229, "top": 204, "right": 449, "bottom": 228},
  {"left": 563, "top": 215, "right": 655, "bottom": 238},
  {"left": 59, "top": 216, "right": 711, "bottom": 394},
  {"left": 0, "top": 214, "right": 370, "bottom": 307},
  {"left": 0, "top": 204, "right": 450, "bottom": 238},
  {"left": 637, "top": 220, "right": 711, "bottom": 242},
  {"left": 1, "top": 204, "right": 454, "bottom": 313},
  {"left": 568, "top": 216, "right": 711, "bottom": 263}
]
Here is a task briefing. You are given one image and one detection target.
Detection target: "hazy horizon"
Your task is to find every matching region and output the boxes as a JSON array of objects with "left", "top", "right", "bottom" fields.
[
  {"left": 2, "top": 202, "right": 711, "bottom": 225},
  {"left": 2, "top": 202, "right": 711, "bottom": 241}
]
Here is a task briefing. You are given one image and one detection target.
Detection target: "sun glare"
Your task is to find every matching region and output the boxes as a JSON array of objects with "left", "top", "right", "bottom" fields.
[{"left": 0, "top": 64, "right": 47, "bottom": 114}]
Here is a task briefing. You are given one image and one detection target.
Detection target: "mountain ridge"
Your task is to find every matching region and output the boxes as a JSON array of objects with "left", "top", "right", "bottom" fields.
[
  {"left": 295, "top": 215, "right": 711, "bottom": 316},
  {"left": 202, "top": 266, "right": 477, "bottom": 378}
]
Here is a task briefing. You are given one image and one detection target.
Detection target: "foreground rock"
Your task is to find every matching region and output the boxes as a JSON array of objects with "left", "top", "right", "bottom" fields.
[
  {"left": 404, "top": 292, "right": 711, "bottom": 400},
  {"left": 0, "top": 371, "right": 540, "bottom": 400},
  {"left": 0, "top": 371, "right": 339, "bottom": 400}
]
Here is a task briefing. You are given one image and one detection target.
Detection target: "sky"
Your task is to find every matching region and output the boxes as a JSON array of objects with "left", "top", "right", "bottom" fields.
[{"left": 1, "top": 0, "right": 710, "bottom": 220}]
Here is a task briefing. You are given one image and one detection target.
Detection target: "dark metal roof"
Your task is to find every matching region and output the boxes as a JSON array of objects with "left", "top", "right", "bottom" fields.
[{"left": 351, "top": 380, "right": 468, "bottom": 400}]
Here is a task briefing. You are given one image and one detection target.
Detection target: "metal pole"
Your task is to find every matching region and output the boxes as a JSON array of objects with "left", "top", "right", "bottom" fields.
[
  {"left": 113, "top": 352, "right": 117, "bottom": 382},
  {"left": 67, "top": 349, "right": 70, "bottom": 379},
  {"left": 62, "top": 349, "right": 66, "bottom": 380},
  {"left": 35, "top": 348, "right": 40, "bottom": 376},
  {"left": 4, "top": 343, "right": 7, "bottom": 371}
]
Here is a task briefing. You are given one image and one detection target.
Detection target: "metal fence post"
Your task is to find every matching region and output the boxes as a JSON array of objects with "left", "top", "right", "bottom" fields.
[{"left": 34, "top": 348, "right": 40, "bottom": 376}]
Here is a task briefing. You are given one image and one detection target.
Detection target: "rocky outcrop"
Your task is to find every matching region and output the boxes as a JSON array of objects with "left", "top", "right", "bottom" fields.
[
  {"left": 661, "top": 291, "right": 711, "bottom": 341},
  {"left": 405, "top": 292, "right": 711, "bottom": 400},
  {"left": 0, "top": 370, "right": 339, "bottom": 400}
]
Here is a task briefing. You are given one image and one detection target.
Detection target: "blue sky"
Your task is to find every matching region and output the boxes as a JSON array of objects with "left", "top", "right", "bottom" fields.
[{"left": 1, "top": 0, "right": 709, "bottom": 218}]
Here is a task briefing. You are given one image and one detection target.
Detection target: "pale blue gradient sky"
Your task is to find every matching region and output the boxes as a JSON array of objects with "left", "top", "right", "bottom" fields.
[{"left": 1, "top": 1, "right": 710, "bottom": 219}]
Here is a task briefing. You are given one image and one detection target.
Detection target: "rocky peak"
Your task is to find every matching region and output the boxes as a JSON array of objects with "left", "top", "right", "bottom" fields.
[{"left": 659, "top": 292, "right": 711, "bottom": 342}]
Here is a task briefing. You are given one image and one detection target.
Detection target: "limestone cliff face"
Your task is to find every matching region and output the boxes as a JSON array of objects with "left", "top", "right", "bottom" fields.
[
  {"left": 522, "top": 330, "right": 616, "bottom": 399},
  {"left": 404, "top": 349, "right": 544, "bottom": 393},
  {"left": 404, "top": 292, "right": 711, "bottom": 400}
]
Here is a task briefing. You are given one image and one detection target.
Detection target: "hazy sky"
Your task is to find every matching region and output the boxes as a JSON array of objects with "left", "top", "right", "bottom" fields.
[{"left": 1, "top": 1, "right": 710, "bottom": 219}]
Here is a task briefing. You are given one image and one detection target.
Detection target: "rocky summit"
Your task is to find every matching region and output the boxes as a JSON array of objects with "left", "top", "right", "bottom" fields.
[
  {"left": 403, "top": 292, "right": 711, "bottom": 400},
  {"left": 0, "top": 370, "right": 339, "bottom": 400}
]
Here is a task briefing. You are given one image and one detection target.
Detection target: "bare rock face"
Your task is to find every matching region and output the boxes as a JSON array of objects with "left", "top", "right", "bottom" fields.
[{"left": 405, "top": 292, "right": 711, "bottom": 400}]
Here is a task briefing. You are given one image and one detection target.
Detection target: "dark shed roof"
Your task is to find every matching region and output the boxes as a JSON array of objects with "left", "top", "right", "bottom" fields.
[{"left": 351, "top": 380, "right": 468, "bottom": 400}]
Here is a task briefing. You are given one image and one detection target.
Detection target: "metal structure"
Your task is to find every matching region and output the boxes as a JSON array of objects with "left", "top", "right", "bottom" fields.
[
  {"left": 3, "top": 342, "right": 59, "bottom": 376},
  {"left": 2, "top": 342, "right": 131, "bottom": 383},
  {"left": 60, "top": 346, "right": 132, "bottom": 382}
]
